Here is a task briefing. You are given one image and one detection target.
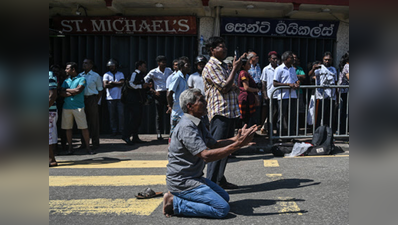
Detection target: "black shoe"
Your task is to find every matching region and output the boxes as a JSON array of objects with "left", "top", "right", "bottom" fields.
[
  {"left": 220, "top": 182, "right": 239, "bottom": 189},
  {"left": 122, "top": 137, "right": 134, "bottom": 145},
  {"left": 132, "top": 136, "right": 146, "bottom": 143},
  {"left": 87, "top": 149, "right": 96, "bottom": 155},
  {"left": 157, "top": 134, "right": 163, "bottom": 140},
  {"left": 66, "top": 149, "right": 74, "bottom": 155}
]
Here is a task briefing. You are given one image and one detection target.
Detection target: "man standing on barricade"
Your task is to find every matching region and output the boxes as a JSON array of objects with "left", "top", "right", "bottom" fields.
[
  {"left": 202, "top": 36, "right": 245, "bottom": 189},
  {"left": 79, "top": 59, "right": 103, "bottom": 150},
  {"left": 167, "top": 56, "right": 190, "bottom": 136},
  {"left": 163, "top": 88, "right": 257, "bottom": 218},
  {"left": 260, "top": 51, "right": 279, "bottom": 135},
  {"left": 308, "top": 52, "right": 337, "bottom": 131},
  {"left": 145, "top": 55, "right": 173, "bottom": 140},
  {"left": 273, "top": 51, "right": 300, "bottom": 136}
]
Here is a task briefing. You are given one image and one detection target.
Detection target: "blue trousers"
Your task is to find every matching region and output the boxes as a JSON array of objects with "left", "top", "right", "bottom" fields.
[{"left": 172, "top": 178, "right": 230, "bottom": 218}]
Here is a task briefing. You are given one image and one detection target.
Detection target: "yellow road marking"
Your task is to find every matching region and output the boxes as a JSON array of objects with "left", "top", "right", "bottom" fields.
[
  {"left": 283, "top": 155, "right": 349, "bottom": 158},
  {"left": 263, "top": 160, "right": 279, "bottom": 167},
  {"left": 49, "top": 198, "right": 163, "bottom": 215},
  {"left": 55, "top": 160, "right": 168, "bottom": 168},
  {"left": 276, "top": 197, "right": 303, "bottom": 215},
  {"left": 49, "top": 175, "right": 166, "bottom": 187},
  {"left": 266, "top": 174, "right": 283, "bottom": 181}
]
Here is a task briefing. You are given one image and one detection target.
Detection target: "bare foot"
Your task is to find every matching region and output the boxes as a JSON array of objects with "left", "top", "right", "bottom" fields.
[{"left": 163, "top": 192, "right": 174, "bottom": 218}]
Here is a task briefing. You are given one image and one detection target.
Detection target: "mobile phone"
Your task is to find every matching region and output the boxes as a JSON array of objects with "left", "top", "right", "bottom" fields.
[{"left": 234, "top": 47, "right": 240, "bottom": 58}]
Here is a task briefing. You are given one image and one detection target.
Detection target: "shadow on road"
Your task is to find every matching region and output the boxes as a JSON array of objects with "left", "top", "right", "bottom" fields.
[
  {"left": 55, "top": 157, "right": 130, "bottom": 167},
  {"left": 227, "top": 178, "right": 321, "bottom": 195},
  {"left": 229, "top": 198, "right": 308, "bottom": 216}
]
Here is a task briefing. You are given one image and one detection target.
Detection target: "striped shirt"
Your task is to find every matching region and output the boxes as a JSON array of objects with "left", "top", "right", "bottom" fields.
[{"left": 202, "top": 56, "right": 240, "bottom": 121}]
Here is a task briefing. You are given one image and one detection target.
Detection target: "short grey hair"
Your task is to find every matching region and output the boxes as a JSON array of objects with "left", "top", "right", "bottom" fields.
[
  {"left": 281, "top": 51, "right": 293, "bottom": 62},
  {"left": 247, "top": 52, "right": 256, "bottom": 60},
  {"left": 180, "top": 88, "right": 202, "bottom": 113}
]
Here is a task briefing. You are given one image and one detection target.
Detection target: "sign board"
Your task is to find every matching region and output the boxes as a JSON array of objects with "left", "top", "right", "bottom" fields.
[
  {"left": 221, "top": 17, "right": 339, "bottom": 38},
  {"left": 52, "top": 16, "right": 197, "bottom": 35}
]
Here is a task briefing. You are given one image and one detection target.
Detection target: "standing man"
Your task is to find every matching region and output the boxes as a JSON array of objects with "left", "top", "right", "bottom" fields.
[
  {"left": 166, "top": 59, "right": 179, "bottom": 91},
  {"left": 79, "top": 59, "right": 103, "bottom": 149},
  {"left": 103, "top": 59, "right": 125, "bottom": 136},
  {"left": 260, "top": 51, "right": 279, "bottom": 135},
  {"left": 273, "top": 51, "right": 300, "bottom": 136},
  {"left": 188, "top": 55, "right": 207, "bottom": 96},
  {"left": 202, "top": 36, "right": 244, "bottom": 189},
  {"left": 167, "top": 56, "right": 190, "bottom": 136},
  {"left": 60, "top": 62, "right": 93, "bottom": 155},
  {"left": 145, "top": 55, "right": 173, "bottom": 140},
  {"left": 308, "top": 52, "right": 337, "bottom": 130},
  {"left": 247, "top": 51, "right": 263, "bottom": 127},
  {"left": 122, "top": 60, "right": 150, "bottom": 144},
  {"left": 49, "top": 71, "right": 58, "bottom": 167},
  {"left": 292, "top": 53, "right": 307, "bottom": 127}
]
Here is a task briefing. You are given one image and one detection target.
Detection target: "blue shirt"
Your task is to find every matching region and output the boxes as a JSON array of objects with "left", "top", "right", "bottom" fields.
[
  {"left": 62, "top": 75, "right": 87, "bottom": 109},
  {"left": 248, "top": 64, "right": 262, "bottom": 95},
  {"left": 169, "top": 71, "right": 188, "bottom": 117}
]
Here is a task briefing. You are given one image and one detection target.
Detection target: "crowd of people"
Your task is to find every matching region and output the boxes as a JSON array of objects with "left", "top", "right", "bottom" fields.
[{"left": 49, "top": 36, "right": 349, "bottom": 218}]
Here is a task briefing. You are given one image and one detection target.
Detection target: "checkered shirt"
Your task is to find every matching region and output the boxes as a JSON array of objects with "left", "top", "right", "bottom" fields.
[{"left": 202, "top": 56, "right": 240, "bottom": 121}]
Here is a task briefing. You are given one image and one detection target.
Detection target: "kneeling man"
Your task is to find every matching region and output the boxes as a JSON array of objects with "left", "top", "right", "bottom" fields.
[{"left": 164, "top": 88, "right": 257, "bottom": 218}]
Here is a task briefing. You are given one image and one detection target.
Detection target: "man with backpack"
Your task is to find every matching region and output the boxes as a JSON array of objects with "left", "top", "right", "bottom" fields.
[{"left": 122, "top": 60, "right": 150, "bottom": 145}]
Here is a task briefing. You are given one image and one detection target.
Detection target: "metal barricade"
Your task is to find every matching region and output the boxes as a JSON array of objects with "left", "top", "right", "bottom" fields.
[{"left": 268, "top": 85, "right": 349, "bottom": 144}]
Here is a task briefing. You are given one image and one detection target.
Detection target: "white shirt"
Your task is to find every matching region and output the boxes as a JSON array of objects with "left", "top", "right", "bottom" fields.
[
  {"left": 144, "top": 66, "right": 173, "bottom": 91},
  {"left": 129, "top": 69, "right": 145, "bottom": 89},
  {"left": 80, "top": 70, "right": 104, "bottom": 96},
  {"left": 314, "top": 65, "right": 337, "bottom": 100},
  {"left": 103, "top": 71, "right": 124, "bottom": 100},
  {"left": 274, "top": 63, "right": 298, "bottom": 100},
  {"left": 187, "top": 72, "right": 205, "bottom": 96},
  {"left": 260, "top": 63, "right": 278, "bottom": 99}
]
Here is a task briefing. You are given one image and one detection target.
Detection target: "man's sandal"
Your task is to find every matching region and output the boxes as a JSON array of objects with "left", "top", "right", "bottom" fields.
[{"left": 135, "top": 188, "right": 163, "bottom": 199}]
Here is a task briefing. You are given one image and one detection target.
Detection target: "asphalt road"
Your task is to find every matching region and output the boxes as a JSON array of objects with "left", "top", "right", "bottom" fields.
[{"left": 49, "top": 134, "right": 349, "bottom": 225}]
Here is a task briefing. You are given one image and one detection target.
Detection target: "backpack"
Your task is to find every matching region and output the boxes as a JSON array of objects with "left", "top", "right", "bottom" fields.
[
  {"left": 120, "top": 77, "right": 130, "bottom": 104},
  {"left": 304, "top": 126, "right": 335, "bottom": 155}
]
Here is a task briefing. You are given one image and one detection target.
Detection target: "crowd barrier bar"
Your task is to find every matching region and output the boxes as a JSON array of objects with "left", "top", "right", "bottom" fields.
[{"left": 268, "top": 85, "right": 349, "bottom": 144}]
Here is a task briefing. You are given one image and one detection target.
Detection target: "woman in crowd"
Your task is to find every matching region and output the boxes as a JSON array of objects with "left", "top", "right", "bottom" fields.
[{"left": 238, "top": 57, "right": 260, "bottom": 126}]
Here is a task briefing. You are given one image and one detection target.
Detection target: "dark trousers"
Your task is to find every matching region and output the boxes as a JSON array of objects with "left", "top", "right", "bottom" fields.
[
  {"left": 338, "top": 93, "right": 349, "bottom": 134},
  {"left": 206, "top": 115, "right": 236, "bottom": 186},
  {"left": 107, "top": 99, "right": 124, "bottom": 133},
  {"left": 266, "top": 98, "right": 279, "bottom": 134},
  {"left": 315, "top": 98, "right": 336, "bottom": 133},
  {"left": 81, "top": 95, "right": 100, "bottom": 147},
  {"left": 123, "top": 103, "right": 143, "bottom": 139},
  {"left": 277, "top": 98, "right": 297, "bottom": 136},
  {"left": 154, "top": 91, "right": 168, "bottom": 134}
]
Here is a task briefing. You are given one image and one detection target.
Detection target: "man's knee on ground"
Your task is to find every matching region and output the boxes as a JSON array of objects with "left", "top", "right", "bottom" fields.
[{"left": 214, "top": 202, "right": 230, "bottom": 218}]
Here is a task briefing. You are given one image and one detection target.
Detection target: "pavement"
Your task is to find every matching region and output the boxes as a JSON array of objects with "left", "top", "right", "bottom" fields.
[{"left": 49, "top": 132, "right": 349, "bottom": 225}]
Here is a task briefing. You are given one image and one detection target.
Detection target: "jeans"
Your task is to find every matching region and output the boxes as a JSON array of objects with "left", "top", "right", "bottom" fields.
[
  {"left": 107, "top": 99, "right": 124, "bottom": 133},
  {"left": 206, "top": 115, "right": 236, "bottom": 185},
  {"left": 172, "top": 178, "right": 230, "bottom": 218}
]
